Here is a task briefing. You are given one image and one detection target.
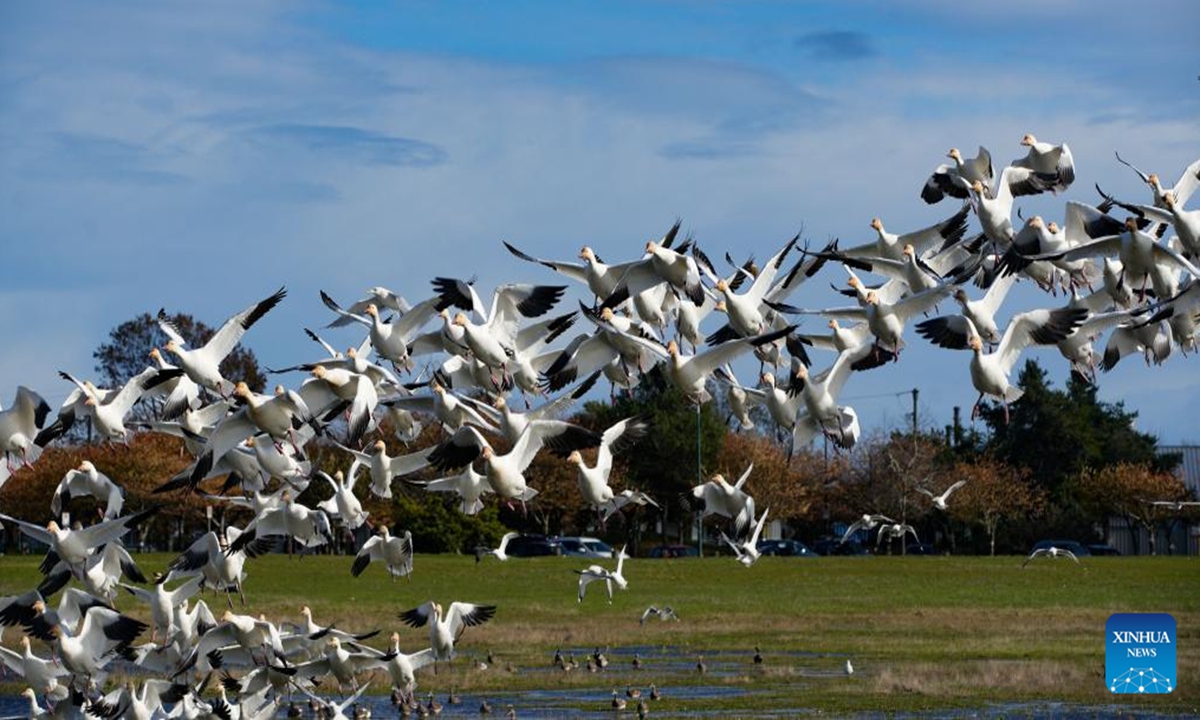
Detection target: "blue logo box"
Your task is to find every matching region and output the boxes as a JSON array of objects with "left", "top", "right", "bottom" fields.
[{"left": 1106, "top": 613, "right": 1175, "bottom": 694}]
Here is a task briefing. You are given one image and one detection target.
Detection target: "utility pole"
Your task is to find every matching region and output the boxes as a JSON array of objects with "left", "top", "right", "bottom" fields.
[
  {"left": 696, "top": 403, "right": 703, "bottom": 558},
  {"left": 903, "top": 387, "right": 918, "bottom": 557}
]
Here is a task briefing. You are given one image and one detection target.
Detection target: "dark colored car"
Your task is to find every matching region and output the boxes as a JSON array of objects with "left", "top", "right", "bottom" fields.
[
  {"left": 757, "top": 539, "right": 819, "bottom": 557},
  {"left": 1029, "top": 539, "right": 1092, "bottom": 557},
  {"left": 813, "top": 538, "right": 871, "bottom": 556},
  {"left": 904, "top": 542, "right": 935, "bottom": 555},
  {"left": 504, "top": 534, "right": 560, "bottom": 558},
  {"left": 647, "top": 544, "right": 699, "bottom": 559},
  {"left": 1087, "top": 543, "right": 1121, "bottom": 556},
  {"left": 554, "top": 536, "right": 615, "bottom": 558}
]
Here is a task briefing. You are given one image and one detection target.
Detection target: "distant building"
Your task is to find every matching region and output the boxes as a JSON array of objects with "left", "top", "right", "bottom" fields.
[{"left": 1104, "top": 446, "right": 1200, "bottom": 556}]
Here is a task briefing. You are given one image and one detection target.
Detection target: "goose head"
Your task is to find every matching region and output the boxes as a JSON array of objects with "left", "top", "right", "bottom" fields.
[
  {"left": 1020, "top": 133, "right": 1037, "bottom": 147},
  {"left": 566, "top": 450, "right": 583, "bottom": 465}
]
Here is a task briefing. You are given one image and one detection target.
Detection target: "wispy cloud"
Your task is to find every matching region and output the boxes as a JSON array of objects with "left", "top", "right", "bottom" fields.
[
  {"left": 245, "top": 124, "right": 448, "bottom": 168},
  {"left": 794, "top": 30, "right": 879, "bottom": 61},
  {"left": 26, "top": 132, "right": 190, "bottom": 186}
]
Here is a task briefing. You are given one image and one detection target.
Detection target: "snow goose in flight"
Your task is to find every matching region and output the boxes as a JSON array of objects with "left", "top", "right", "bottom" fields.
[
  {"left": 351, "top": 527, "right": 413, "bottom": 580},
  {"left": 408, "top": 463, "right": 493, "bottom": 515},
  {"left": 159, "top": 287, "right": 286, "bottom": 396},
  {"left": 566, "top": 416, "right": 651, "bottom": 523},
  {"left": 0, "top": 386, "right": 52, "bottom": 476},
  {"left": 225, "top": 491, "right": 333, "bottom": 559},
  {"left": 317, "top": 470, "right": 371, "bottom": 531},
  {"left": 921, "top": 147, "right": 994, "bottom": 204},
  {"left": 187, "top": 382, "right": 312, "bottom": 489},
  {"left": 51, "top": 461, "right": 125, "bottom": 521},
  {"left": 1012, "top": 134, "right": 1075, "bottom": 194},
  {"left": 719, "top": 507, "right": 769, "bottom": 567},
  {"left": 0, "top": 506, "right": 157, "bottom": 577},
  {"left": 539, "top": 304, "right": 663, "bottom": 393},
  {"left": 320, "top": 291, "right": 441, "bottom": 372},
  {"left": 1022, "top": 217, "right": 1200, "bottom": 302},
  {"left": 381, "top": 380, "right": 499, "bottom": 435},
  {"left": 377, "top": 632, "right": 436, "bottom": 704},
  {"left": 475, "top": 531, "right": 519, "bottom": 563},
  {"left": 1113, "top": 154, "right": 1200, "bottom": 210},
  {"left": 689, "top": 464, "right": 756, "bottom": 539},
  {"left": 969, "top": 167, "right": 1055, "bottom": 246},
  {"left": 164, "top": 528, "right": 255, "bottom": 606},
  {"left": 432, "top": 277, "right": 567, "bottom": 375},
  {"left": 1021, "top": 545, "right": 1081, "bottom": 568},
  {"left": 839, "top": 513, "right": 894, "bottom": 545},
  {"left": 463, "top": 375, "right": 600, "bottom": 454},
  {"left": 147, "top": 347, "right": 202, "bottom": 421},
  {"left": 119, "top": 575, "right": 203, "bottom": 644},
  {"left": 1097, "top": 190, "right": 1200, "bottom": 259},
  {"left": 424, "top": 424, "right": 564, "bottom": 511},
  {"left": 503, "top": 241, "right": 622, "bottom": 302},
  {"left": 596, "top": 221, "right": 707, "bottom": 309},
  {"left": 837, "top": 205, "right": 970, "bottom": 263},
  {"left": 662, "top": 325, "right": 795, "bottom": 404},
  {"left": 29, "top": 605, "right": 147, "bottom": 680},
  {"left": 788, "top": 344, "right": 873, "bottom": 451},
  {"left": 875, "top": 522, "right": 919, "bottom": 549},
  {"left": 56, "top": 366, "right": 181, "bottom": 443},
  {"left": 335, "top": 439, "right": 436, "bottom": 499},
  {"left": 326, "top": 287, "right": 413, "bottom": 328},
  {"left": 943, "top": 308, "right": 1088, "bottom": 423},
  {"left": 639, "top": 606, "right": 679, "bottom": 625},
  {"left": 38, "top": 540, "right": 146, "bottom": 602},
  {"left": 916, "top": 271, "right": 1017, "bottom": 351},
  {"left": 398, "top": 601, "right": 497, "bottom": 664},
  {"left": 917, "top": 480, "right": 967, "bottom": 511},
  {"left": 706, "top": 234, "right": 798, "bottom": 339},
  {"left": 0, "top": 636, "right": 69, "bottom": 699},
  {"left": 754, "top": 372, "right": 803, "bottom": 454},
  {"left": 575, "top": 546, "right": 630, "bottom": 603},
  {"left": 712, "top": 365, "right": 764, "bottom": 432},
  {"left": 298, "top": 364, "right": 378, "bottom": 447},
  {"left": 1101, "top": 316, "right": 1173, "bottom": 371},
  {"left": 175, "top": 610, "right": 288, "bottom": 677},
  {"left": 773, "top": 284, "right": 953, "bottom": 359}
]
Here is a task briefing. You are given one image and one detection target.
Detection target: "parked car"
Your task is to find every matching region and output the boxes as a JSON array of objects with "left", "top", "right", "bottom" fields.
[
  {"left": 1029, "top": 539, "right": 1092, "bottom": 557},
  {"left": 554, "top": 536, "right": 615, "bottom": 558},
  {"left": 504, "top": 534, "right": 560, "bottom": 557},
  {"left": 647, "top": 544, "right": 699, "bottom": 559},
  {"left": 813, "top": 538, "right": 871, "bottom": 556},
  {"left": 757, "top": 539, "right": 819, "bottom": 557},
  {"left": 1087, "top": 543, "right": 1121, "bottom": 556}
]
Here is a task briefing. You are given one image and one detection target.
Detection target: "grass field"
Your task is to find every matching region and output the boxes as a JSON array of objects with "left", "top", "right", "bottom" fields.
[{"left": 1, "top": 552, "right": 1197, "bottom": 716}]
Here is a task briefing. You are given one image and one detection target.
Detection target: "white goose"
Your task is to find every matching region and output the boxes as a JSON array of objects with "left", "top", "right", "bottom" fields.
[
  {"left": 921, "top": 146, "right": 993, "bottom": 204},
  {"left": 915, "top": 273, "right": 1017, "bottom": 349},
  {"left": 0, "top": 386, "right": 52, "bottom": 475},
  {"left": 320, "top": 292, "right": 441, "bottom": 372},
  {"left": 719, "top": 507, "right": 769, "bottom": 567},
  {"left": 57, "top": 366, "right": 180, "bottom": 442},
  {"left": 51, "top": 460, "right": 125, "bottom": 520},
  {"left": 1011, "top": 133, "right": 1074, "bottom": 193},
  {"left": 690, "top": 465, "right": 756, "bottom": 538},
  {"left": 379, "top": 631, "right": 436, "bottom": 703},
  {"left": 426, "top": 423, "right": 578, "bottom": 509},
  {"left": 475, "top": 531, "right": 519, "bottom": 563},
  {"left": 0, "top": 637, "right": 69, "bottom": 697},
  {"left": 351, "top": 526, "right": 413, "bottom": 580},
  {"left": 159, "top": 287, "right": 287, "bottom": 396},
  {"left": 408, "top": 463, "right": 493, "bottom": 515},
  {"left": 788, "top": 345, "right": 870, "bottom": 451},
  {"left": 662, "top": 325, "right": 794, "bottom": 404},
  {"left": 398, "top": 600, "right": 497, "bottom": 663},
  {"left": 317, "top": 470, "right": 370, "bottom": 531},
  {"left": 917, "top": 480, "right": 967, "bottom": 511},
  {"left": 837, "top": 205, "right": 970, "bottom": 262},
  {"left": 337, "top": 439, "right": 437, "bottom": 500},
  {"left": 575, "top": 546, "right": 630, "bottom": 603},
  {"left": 0, "top": 506, "right": 157, "bottom": 575},
  {"left": 566, "top": 416, "right": 651, "bottom": 522}
]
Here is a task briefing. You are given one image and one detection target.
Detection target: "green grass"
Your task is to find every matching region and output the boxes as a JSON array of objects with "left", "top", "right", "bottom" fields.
[{"left": 2, "top": 552, "right": 1197, "bottom": 715}]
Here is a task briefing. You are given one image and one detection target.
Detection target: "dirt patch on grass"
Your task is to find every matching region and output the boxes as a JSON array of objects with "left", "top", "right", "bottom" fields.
[{"left": 870, "top": 658, "right": 1091, "bottom": 697}]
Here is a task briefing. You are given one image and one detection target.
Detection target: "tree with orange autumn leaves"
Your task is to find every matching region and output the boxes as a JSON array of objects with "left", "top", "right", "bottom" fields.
[
  {"left": 946, "top": 456, "right": 1045, "bottom": 556},
  {"left": 1072, "top": 462, "right": 1190, "bottom": 555}
]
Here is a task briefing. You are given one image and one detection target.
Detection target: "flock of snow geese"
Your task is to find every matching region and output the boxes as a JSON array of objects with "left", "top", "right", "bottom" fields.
[{"left": 0, "top": 136, "right": 1198, "bottom": 718}]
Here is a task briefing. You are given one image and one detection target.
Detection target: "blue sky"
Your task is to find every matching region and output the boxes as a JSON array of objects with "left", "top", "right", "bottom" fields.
[{"left": 1, "top": 1, "right": 1198, "bottom": 443}]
